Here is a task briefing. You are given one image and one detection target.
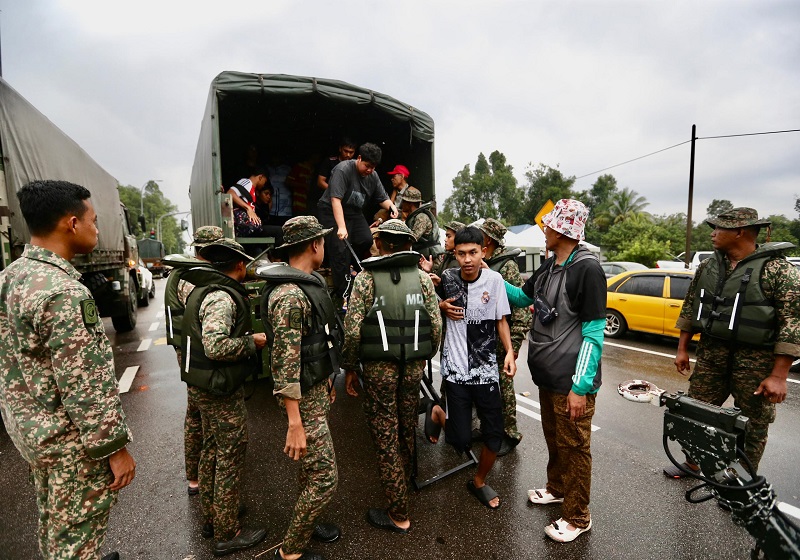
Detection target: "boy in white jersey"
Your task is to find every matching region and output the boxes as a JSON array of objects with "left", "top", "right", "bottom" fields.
[{"left": 428, "top": 226, "right": 516, "bottom": 509}]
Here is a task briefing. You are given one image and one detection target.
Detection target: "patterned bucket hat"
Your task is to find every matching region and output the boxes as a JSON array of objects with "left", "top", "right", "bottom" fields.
[
  {"left": 191, "top": 226, "right": 224, "bottom": 247},
  {"left": 706, "top": 207, "right": 771, "bottom": 229},
  {"left": 479, "top": 218, "right": 507, "bottom": 245},
  {"left": 444, "top": 220, "right": 465, "bottom": 233},
  {"left": 542, "top": 199, "right": 589, "bottom": 241},
  {"left": 375, "top": 218, "right": 417, "bottom": 240},
  {"left": 198, "top": 238, "right": 252, "bottom": 263},
  {"left": 276, "top": 216, "right": 332, "bottom": 250},
  {"left": 401, "top": 187, "right": 423, "bottom": 203}
]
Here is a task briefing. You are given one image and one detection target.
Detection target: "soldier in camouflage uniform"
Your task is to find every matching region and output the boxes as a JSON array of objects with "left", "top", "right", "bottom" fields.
[
  {"left": 164, "top": 225, "right": 224, "bottom": 496},
  {"left": 667, "top": 207, "right": 800, "bottom": 477},
  {"left": 260, "top": 216, "right": 342, "bottom": 560},
  {"left": 0, "top": 180, "right": 135, "bottom": 560},
  {"left": 401, "top": 187, "right": 443, "bottom": 259},
  {"left": 343, "top": 220, "right": 443, "bottom": 533},
  {"left": 479, "top": 218, "right": 531, "bottom": 455},
  {"left": 183, "top": 239, "right": 267, "bottom": 556},
  {"left": 420, "top": 220, "right": 464, "bottom": 279}
]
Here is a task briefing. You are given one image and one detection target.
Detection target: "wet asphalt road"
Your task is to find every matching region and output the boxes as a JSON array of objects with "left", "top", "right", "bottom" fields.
[{"left": 1, "top": 276, "right": 799, "bottom": 560}]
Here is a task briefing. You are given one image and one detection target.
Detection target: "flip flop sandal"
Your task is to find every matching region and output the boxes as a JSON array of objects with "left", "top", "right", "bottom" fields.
[
  {"left": 663, "top": 462, "right": 700, "bottom": 479},
  {"left": 545, "top": 518, "right": 592, "bottom": 543},
  {"left": 467, "top": 480, "right": 500, "bottom": 509},
  {"left": 366, "top": 508, "right": 409, "bottom": 534},
  {"left": 527, "top": 488, "right": 564, "bottom": 504}
]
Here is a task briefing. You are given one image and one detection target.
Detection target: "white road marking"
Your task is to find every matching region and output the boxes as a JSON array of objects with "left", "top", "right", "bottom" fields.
[
  {"left": 516, "top": 394, "right": 540, "bottom": 409},
  {"left": 118, "top": 366, "right": 139, "bottom": 394},
  {"left": 788, "top": 378, "right": 800, "bottom": 385},
  {"left": 149, "top": 322, "right": 159, "bottom": 332},
  {"left": 605, "top": 341, "right": 696, "bottom": 363},
  {"left": 156, "top": 311, "right": 164, "bottom": 319},
  {"left": 778, "top": 501, "right": 800, "bottom": 520},
  {"left": 137, "top": 338, "right": 152, "bottom": 352}
]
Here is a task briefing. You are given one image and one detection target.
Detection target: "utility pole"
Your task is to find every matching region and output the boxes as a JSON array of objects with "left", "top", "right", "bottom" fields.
[
  {"left": 157, "top": 211, "right": 190, "bottom": 242},
  {"left": 684, "top": 124, "right": 697, "bottom": 269}
]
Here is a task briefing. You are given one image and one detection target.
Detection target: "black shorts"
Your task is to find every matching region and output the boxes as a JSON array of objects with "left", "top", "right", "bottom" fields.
[{"left": 443, "top": 380, "right": 504, "bottom": 454}]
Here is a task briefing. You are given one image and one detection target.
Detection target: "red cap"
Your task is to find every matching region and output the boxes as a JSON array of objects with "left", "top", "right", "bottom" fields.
[{"left": 386, "top": 165, "right": 410, "bottom": 178}]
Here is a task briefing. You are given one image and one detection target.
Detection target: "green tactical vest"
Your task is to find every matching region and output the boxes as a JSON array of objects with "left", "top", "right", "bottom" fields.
[
  {"left": 406, "top": 203, "right": 444, "bottom": 258},
  {"left": 257, "top": 263, "right": 341, "bottom": 392},
  {"left": 439, "top": 251, "right": 458, "bottom": 273},
  {"left": 690, "top": 242, "right": 795, "bottom": 347},
  {"left": 360, "top": 251, "right": 435, "bottom": 362},
  {"left": 180, "top": 268, "right": 256, "bottom": 395},
  {"left": 486, "top": 247, "right": 522, "bottom": 274},
  {"left": 163, "top": 255, "right": 213, "bottom": 348}
]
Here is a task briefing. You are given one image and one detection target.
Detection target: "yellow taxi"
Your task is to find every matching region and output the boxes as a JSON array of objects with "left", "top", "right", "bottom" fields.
[{"left": 605, "top": 269, "right": 698, "bottom": 339}]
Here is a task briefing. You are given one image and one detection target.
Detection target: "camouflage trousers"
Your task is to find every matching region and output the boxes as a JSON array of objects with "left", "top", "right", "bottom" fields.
[
  {"left": 539, "top": 388, "right": 595, "bottom": 529},
  {"left": 31, "top": 454, "right": 118, "bottom": 560},
  {"left": 189, "top": 385, "right": 248, "bottom": 542},
  {"left": 281, "top": 382, "right": 338, "bottom": 555},
  {"left": 362, "top": 359, "right": 424, "bottom": 523},
  {"left": 689, "top": 346, "right": 777, "bottom": 472},
  {"left": 498, "top": 357, "right": 522, "bottom": 442},
  {"left": 177, "top": 350, "right": 202, "bottom": 482}
]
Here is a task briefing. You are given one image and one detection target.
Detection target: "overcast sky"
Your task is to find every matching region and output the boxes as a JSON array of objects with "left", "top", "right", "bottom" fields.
[{"left": 3, "top": 0, "right": 799, "bottom": 227}]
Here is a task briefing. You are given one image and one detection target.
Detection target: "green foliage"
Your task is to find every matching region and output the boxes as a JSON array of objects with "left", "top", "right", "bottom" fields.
[
  {"left": 611, "top": 237, "right": 673, "bottom": 267},
  {"left": 515, "top": 164, "right": 576, "bottom": 226},
  {"left": 577, "top": 174, "right": 619, "bottom": 245},
  {"left": 706, "top": 199, "right": 734, "bottom": 219},
  {"left": 606, "top": 187, "right": 650, "bottom": 224},
  {"left": 117, "top": 181, "right": 186, "bottom": 255},
  {"left": 440, "top": 151, "right": 523, "bottom": 224},
  {"left": 761, "top": 214, "right": 800, "bottom": 256}
]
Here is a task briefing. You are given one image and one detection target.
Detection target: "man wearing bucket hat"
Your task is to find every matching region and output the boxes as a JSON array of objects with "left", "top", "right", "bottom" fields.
[
  {"left": 401, "top": 187, "right": 443, "bottom": 259},
  {"left": 479, "top": 218, "right": 531, "bottom": 456},
  {"left": 665, "top": 207, "right": 800, "bottom": 479},
  {"left": 420, "top": 220, "right": 465, "bottom": 279},
  {"left": 503, "top": 199, "right": 606, "bottom": 542},
  {"left": 259, "top": 216, "right": 343, "bottom": 560},
  {"left": 182, "top": 238, "right": 268, "bottom": 556},
  {"left": 342, "top": 219, "right": 442, "bottom": 534},
  {"left": 164, "top": 225, "right": 224, "bottom": 497}
]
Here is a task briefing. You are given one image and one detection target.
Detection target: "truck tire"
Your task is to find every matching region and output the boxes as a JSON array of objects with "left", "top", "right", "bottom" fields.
[{"left": 112, "top": 277, "right": 138, "bottom": 332}]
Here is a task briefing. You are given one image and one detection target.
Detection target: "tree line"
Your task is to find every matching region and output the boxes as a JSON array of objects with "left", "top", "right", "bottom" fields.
[
  {"left": 117, "top": 181, "right": 187, "bottom": 255},
  {"left": 437, "top": 151, "right": 800, "bottom": 266}
]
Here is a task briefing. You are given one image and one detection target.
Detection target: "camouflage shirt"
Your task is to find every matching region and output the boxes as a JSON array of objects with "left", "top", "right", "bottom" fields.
[
  {"left": 491, "top": 246, "right": 532, "bottom": 355},
  {"left": 266, "top": 283, "right": 311, "bottom": 401},
  {"left": 406, "top": 211, "right": 433, "bottom": 242},
  {"left": 676, "top": 253, "right": 800, "bottom": 362},
  {"left": 0, "top": 245, "right": 132, "bottom": 469},
  {"left": 342, "top": 267, "right": 443, "bottom": 370},
  {"left": 198, "top": 290, "right": 257, "bottom": 362}
]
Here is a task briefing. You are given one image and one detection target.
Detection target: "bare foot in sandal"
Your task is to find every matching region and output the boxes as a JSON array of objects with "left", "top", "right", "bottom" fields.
[{"left": 428, "top": 404, "right": 446, "bottom": 443}]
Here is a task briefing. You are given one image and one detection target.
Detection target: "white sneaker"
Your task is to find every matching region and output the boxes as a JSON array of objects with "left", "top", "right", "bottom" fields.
[
  {"left": 527, "top": 488, "right": 564, "bottom": 504},
  {"left": 545, "top": 517, "right": 592, "bottom": 543}
]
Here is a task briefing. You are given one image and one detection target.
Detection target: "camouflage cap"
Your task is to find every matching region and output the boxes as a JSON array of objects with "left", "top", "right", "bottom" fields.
[
  {"left": 191, "top": 226, "right": 224, "bottom": 247},
  {"left": 444, "top": 220, "right": 466, "bottom": 233},
  {"left": 275, "top": 215, "right": 332, "bottom": 250},
  {"left": 198, "top": 238, "right": 252, "bottom": 264},
  {"left": 706, "top": 207, "right": 771, "bottom": 229},
  {"left": 375, "top": 218, "right": 417, "bottom": 240},
  {"left": 402, "top": 186, "right": 423, "bottom": 203},
  {"left": 478, "top": 218, "right": 507, "bottom": 245}
]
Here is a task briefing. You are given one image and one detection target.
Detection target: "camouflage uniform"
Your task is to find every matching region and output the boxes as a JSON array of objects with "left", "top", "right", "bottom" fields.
[
  {"left": 267, "top": 282, "right": 338, "bottom": 555},
  {"left": 188, "top": 240, "right": 258, "bottom": 542},
  {"left": 342, "top": 225, "right": 442, "bottom": 522},
  {"left": 0, "top": 245, "right": 132, "bottom": 559},
  {"left": 676, "top": 209, "right": 800, "bottom": 470},
  {"left": 171, "top": 226, "right": 223, "bottom": 486}
]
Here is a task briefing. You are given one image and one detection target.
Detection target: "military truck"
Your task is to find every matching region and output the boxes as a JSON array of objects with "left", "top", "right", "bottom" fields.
[
  {"left": 0, "top": 77, "right": 143, "bottom": 332},
  {"left": 137, "top": 238, "right": 167, "bottom": 277},
  {"left": 189, "top": 71, "right": 436, "bottom": 249}
]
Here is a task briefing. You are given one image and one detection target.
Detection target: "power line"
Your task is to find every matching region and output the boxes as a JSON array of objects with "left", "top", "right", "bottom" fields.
[
  {"left": 575, "top": 127, "right": 800, "bottom": 181},
  {"left": 575, "top": 140, "right": 691, "bottom": 180}
]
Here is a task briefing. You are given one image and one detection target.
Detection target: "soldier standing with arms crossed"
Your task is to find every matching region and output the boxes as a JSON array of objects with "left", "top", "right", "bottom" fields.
[
  {"left": 343, "top": 219, "right": 442, "bottom": 533},
  {"left": 0, "top": 180, "right": 135, "bottom": 560},
  {"left": 260, "top": 216, "right": 343, "bottom": 560},
  {"left": 163, "top": 225, "right": 224, "bottom": 496},
  {"left": 665, "top": 208, "right": 800, "bottom": 478},
  {"left": 181, "top": 239, "right": 267, "bottom": 556}
]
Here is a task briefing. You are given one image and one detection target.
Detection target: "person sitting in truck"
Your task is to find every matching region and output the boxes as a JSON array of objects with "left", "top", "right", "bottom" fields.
[
  {"left": 316, "top": 143, "right": 399, "bottom": 304},
  {"left": 228, "top": 168, "right": 268, "bottom": 237}
]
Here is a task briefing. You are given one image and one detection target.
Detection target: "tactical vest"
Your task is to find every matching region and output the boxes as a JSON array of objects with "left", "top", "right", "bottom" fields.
[
  {"left": 406, "top": 203, "right": 443, "bottom": 258},
  {"left": 258, "top": 263, "right": 341, "bottom": 392},
  {"left": 360, "top": 251, "right": 435, "bottom": 362},
  {"left": 180, "top": 268, "right": 256, "bottom": 395},
  {"left": 690, "top": 242, "right": 795, "bottom": 347},
  {"left": 162, "top": 255, "right": 213, "bottom": 348},
  {"left": 439, "top": 251, "right": 458, "bottom": 273},
  {"left": 486, "top": 247, "right": 522, "bottom": 274}
]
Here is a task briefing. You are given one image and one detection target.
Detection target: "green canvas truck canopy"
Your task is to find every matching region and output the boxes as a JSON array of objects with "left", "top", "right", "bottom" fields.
[{"left": 190, "top": 72, "right": 435, "bottom": 230}]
